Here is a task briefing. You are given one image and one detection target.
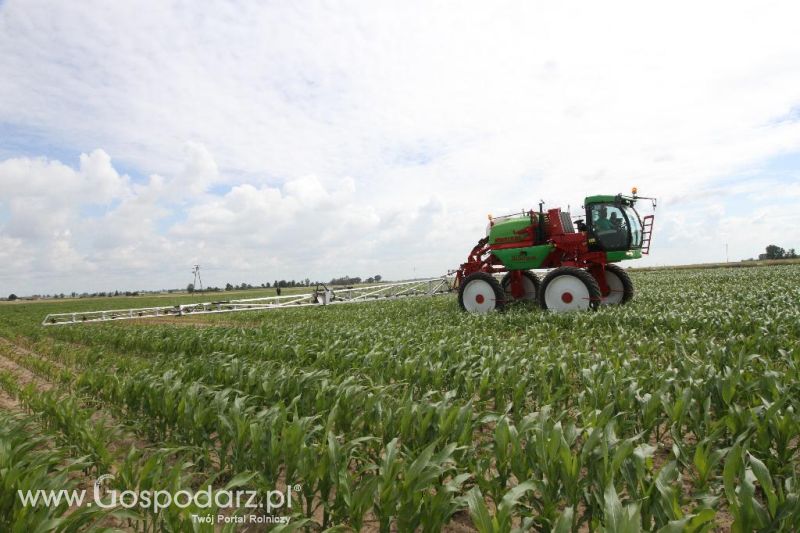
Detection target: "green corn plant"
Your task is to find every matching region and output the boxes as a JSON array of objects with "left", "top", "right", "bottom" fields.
[
  {"left": 655, "top": 509, "right": 716, "bottom": 533},
  {"left": 723, "top": 442, "right": 764, "bottom": 531},
  {"left": 328, "top": 441, "right": 378, "bottom": 531},
  {"left": 498, "top": 408, "right": 583, "bottom": 529},
  {"left": 112, "top": 446, "right": 256, "bottom": 533},
  {"left": 321, "top": 431, "right": 374, "bottom": 527},
  {"left": 395, "top": 442, "right": 463, "bottom": 532},
  {"left": 581, "top": 418, "right": 640, "bottom": 516},
  {"left": 723, "top": 443, "right": 800, "bottom": 531},
  {"left": 466, "top": 481, "right": 535, "bottom": 533},
  {"left": 600, "top": 482, "right": 641, "bottom": 533},
  {"left": 373, "top": 437, "right": 403, "bottom": 532},
  {"left": 0, "top": 411, "right": 109, "bottom": 532},
  {"left": 0, "top": 369, "right": 20, "bottom": 396},
  {"left": 692, "top": 437, "right": 728, "bottom": 492},
  {"left": 18, "top": 386, "right": 116, "bottom": 475}
]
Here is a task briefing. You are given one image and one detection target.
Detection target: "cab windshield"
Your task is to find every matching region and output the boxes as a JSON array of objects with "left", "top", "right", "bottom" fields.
[{"left": 624, "top": 206, "right": 643, "bottom": 248}]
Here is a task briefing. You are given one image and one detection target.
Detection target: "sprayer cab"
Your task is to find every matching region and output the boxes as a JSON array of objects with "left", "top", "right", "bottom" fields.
[{"left": 581, "top": 194, "right": 648, "bottom": 257}]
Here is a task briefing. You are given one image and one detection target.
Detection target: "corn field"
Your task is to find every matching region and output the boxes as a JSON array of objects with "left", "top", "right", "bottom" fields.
[{"left": 0, "top": 265, "right": 799, "bottom": 531}]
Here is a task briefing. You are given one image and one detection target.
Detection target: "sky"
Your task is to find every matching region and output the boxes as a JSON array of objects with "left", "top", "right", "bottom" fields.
[{"left": 1, "top": 1, "right": 800, "bottom": 296}]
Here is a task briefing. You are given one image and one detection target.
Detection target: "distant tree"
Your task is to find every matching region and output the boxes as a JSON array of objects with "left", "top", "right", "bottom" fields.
[
  {"left": 187, "top": 283, "right": 195, "bottom": 293},
  {"left": 788, "top": 248, "right": 798, "bottom": 259},
  {"left": 765, "top": 244, "right": 786, "bottom": 260},
  {"left": 374, "top": 275, "right": 382, "bottom": 282},
  {"left": 8, "top": 294, "right": 17, "bottom": 301},
  {"left": 365, "top": 277, "right": 374, "bottom": 284},
  {"left": 304, "top": 278, "right": 310, "bottom": 286},
  {"left": 225, "top": 283, "right": 234, "bottom": 291}
]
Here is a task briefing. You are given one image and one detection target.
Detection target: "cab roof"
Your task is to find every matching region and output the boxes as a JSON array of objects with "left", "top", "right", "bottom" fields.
[{"left": 584, "top": 194, "right": 635, "bottom": 206}]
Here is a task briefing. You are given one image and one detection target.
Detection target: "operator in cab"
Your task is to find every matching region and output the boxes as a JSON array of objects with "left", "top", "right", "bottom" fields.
[{"left": 595, "top": 207, "right": 614, "bottom": 232}]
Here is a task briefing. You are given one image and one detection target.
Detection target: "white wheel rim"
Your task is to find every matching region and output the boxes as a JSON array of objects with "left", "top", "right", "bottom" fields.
[
  {"left": 503, "top": 276, "right": 537, "bottom": 301},
  {"left": 601, "top": 270, "right": 625, "bottom": 305},
  {"left": 544, "top": 275, "right": 591, "bottom": 312},
  {"left": 462, "top": 279, "right": 497, "bottom": 313}
]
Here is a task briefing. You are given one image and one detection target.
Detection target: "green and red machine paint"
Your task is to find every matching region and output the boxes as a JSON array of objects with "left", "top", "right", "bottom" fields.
[{"left": 454, "top": 189, "right": 655, "bottom": 313}]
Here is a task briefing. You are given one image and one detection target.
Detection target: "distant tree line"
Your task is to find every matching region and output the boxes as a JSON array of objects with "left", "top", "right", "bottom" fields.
[
  {"left": 5, "top": 290, "right": 143, "bottom": 301},
  {"left": 6, "top": 274, "right": 385, "bottom": 300},
  {"left": 216, "top": 275, "right": 383, "bottom": 291},
  {"left": 329, "top": 275, "right": 382, "bottom": 286},
  {"left": 755, "top": 244, "right": 798, "bottom": 261}
]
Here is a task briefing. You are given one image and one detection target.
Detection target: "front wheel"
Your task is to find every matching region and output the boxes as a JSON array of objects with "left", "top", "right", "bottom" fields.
[
  {"left": 458, "top": 272, "right": 505, "bottom": 314},
  {"left": 539, "top": 267, "right": 601, "bottom": 312},
  {"left": 601, "top": 264, "right": 634, "bottom": 305}
]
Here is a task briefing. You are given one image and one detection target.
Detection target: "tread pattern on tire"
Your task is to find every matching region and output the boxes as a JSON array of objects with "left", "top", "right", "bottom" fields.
[
  {"left": 604, "top": 263, "right": 634, "bottom": 304},
  {"left": 538, "top": 266, "right": 601, "bottom": 310},
  {"left": 458, "top": 272, "right": 505, "bottom": 312}
]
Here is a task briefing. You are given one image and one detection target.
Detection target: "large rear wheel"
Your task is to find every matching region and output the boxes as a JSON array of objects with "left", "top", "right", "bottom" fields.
[
  {"left": 501, "top": 271, "right": 540, "bottom": 304},
  {"left": 539, "top": 267, "right": 601, "bottom": 312},
  {"left": 601, "top": 264, "right": 634, "bottom": 305},
  {"left": 458, "top": 272, "right": 505, "bottom": 314}
]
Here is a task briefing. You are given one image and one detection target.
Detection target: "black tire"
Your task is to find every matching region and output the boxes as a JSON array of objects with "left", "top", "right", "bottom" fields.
[
  {"left": 538, "top": 266, "right": 601, "bottom": 311},
  {"left": 500, "top": 271, "right": 540, "bottom": 304},
  {"left": 602, "top": 263, "right": 634, "bottom": 305},
  {"left": 458, "top": 272, "right": 505, "bottom": 313}
]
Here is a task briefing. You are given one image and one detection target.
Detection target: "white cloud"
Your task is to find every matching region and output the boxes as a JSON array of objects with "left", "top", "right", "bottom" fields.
[
  {"left": 1, "top": 1, "right": 800, "bottom": 294},
  {"left": 173, "top": 141, "right": 220, "bottom": 197}
]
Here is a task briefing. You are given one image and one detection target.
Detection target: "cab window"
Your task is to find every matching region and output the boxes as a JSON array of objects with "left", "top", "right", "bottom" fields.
[{"left": 589, "top": 203, "right": 628, "bottom": 250}]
